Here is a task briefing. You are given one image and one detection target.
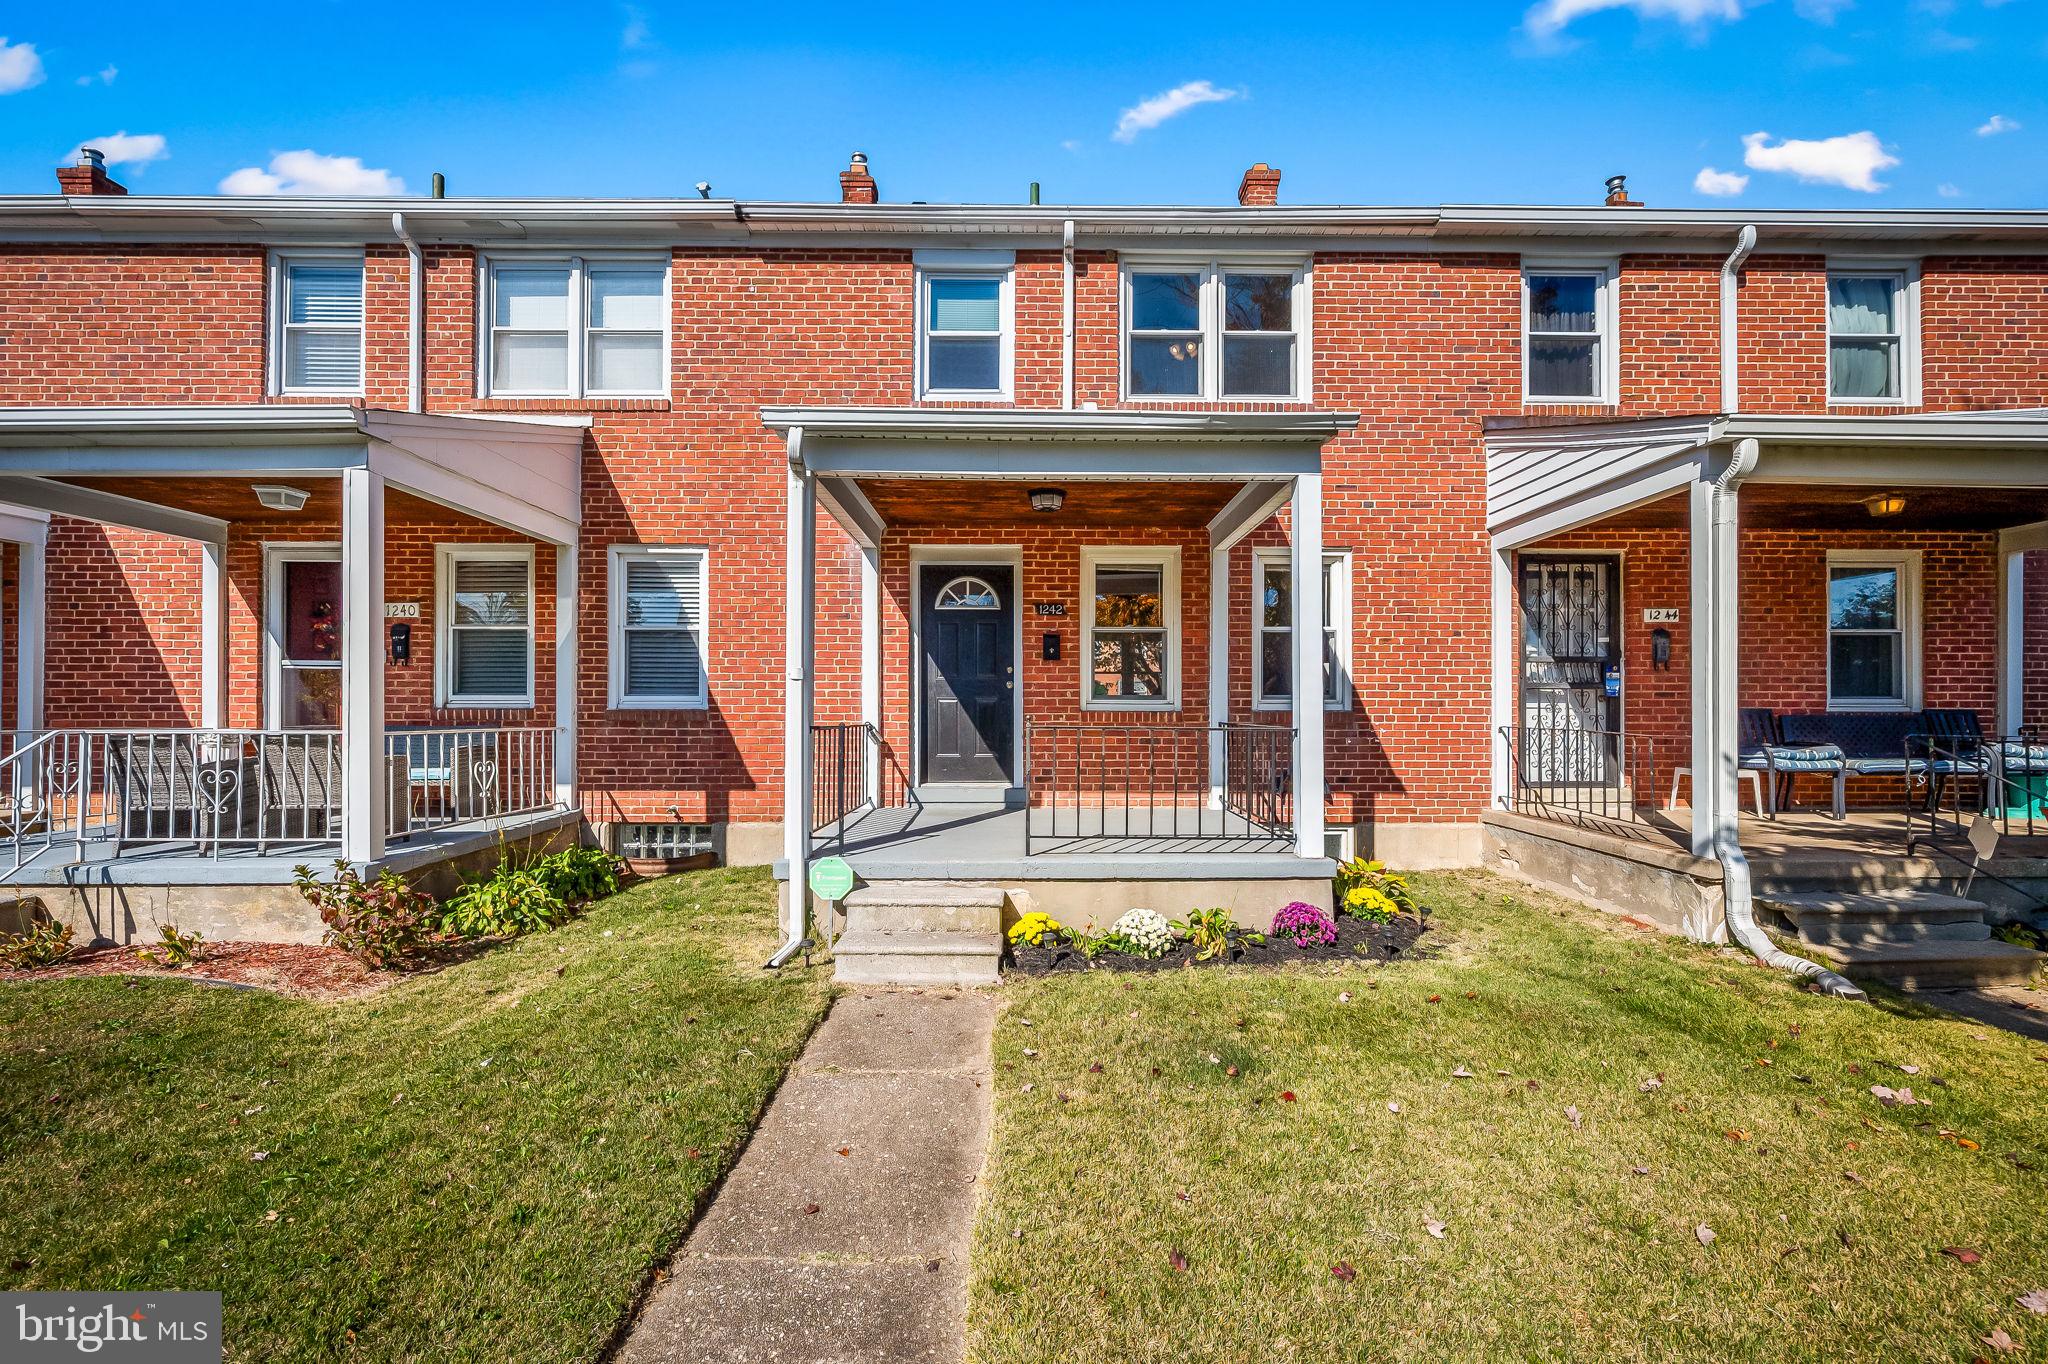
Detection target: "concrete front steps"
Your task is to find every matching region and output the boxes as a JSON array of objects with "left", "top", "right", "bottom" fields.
[
  {"left": 832, "top": 882, "right": 1004, "bottom": 988},
  {"left": 1759, "top": 890, "right": 2043, "bottom": 990}
]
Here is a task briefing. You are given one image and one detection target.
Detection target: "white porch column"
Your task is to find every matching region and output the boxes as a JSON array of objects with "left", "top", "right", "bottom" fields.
[
  {"left": 1291, "top": 471, "right": 1326, "bottom": 859},
  {"left": 1489, "top": 541, "right": 1516, "bottom": 808},
  {"left": 859, "top": 539, "right": 881, "bottom": 807},
  {"left": 781, "top": 464, "right": 817, "bottom": 934},
  {"left": 15, "top": 536, "right": 44, "bottom": 737},
  {"left": 1687, "top": 472, "right": 1740, "bottom": 860},
  {"left": 555, "top": 538, "right": 579, "bottom": 809},
  {"left": 341, "top": 466, "right": 387, "bottom": 863},
  {"left": 1999, "top": 543, "right": 2025, "bottom": 737},
  {"left": 199, "top": 539, "right": 226, "bottom": 730},
  {"left": 1206, "top": 534, "right": 1230, "bottom": 806}
]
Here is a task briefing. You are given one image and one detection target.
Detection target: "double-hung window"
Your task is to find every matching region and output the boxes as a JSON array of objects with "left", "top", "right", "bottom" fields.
[
  {"left": 1826, "top": 551, "right": 1918, "bottom": 710},
  {"left": 484, "top": 255, "right": 667, "bottom": 398},
  {"left": 609, "top": 546, "right": 709, "bottom": 709},
  {"left": 1253, "top": 549, "right": 1351, "bottom": 710},
  {"left": 274, "top": 253, "right": 364, "bottom": 394},
  {"left": 1124, "top": 263, "right": 1305, "bottom": 399},
  {"left": 917, "top": 257, "right": 1012, "bottom": 398},
  {"left": 1828, "top": 269, "right": 1911, "bottom": 402},
  {"left": 1081, "top": 547, "right": 1180, "bottom": 709},
  {"left": 438, "top": 546, "right": 535, "bottom": 708},
  {"left": 1523, "top": 266, "right": 1613, "bottom": 402}
]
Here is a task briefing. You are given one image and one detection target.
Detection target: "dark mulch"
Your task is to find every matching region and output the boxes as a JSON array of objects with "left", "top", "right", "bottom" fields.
[
  {"left": 0, "top": 937, "right": 497, "bottom": 999},
  {"left": 1006, "top": 912, "right": 1428, "bottom": 976}
]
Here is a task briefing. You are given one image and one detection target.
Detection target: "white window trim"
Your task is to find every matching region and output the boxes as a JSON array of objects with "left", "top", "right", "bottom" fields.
[
  {"left": 1825, "top": 549, "right": 1921, "bottom": 712},
  {"left": 607, "top": 544, "right": 710, "bottom": 710},
  {"left": 436, "top": 543, "right": 537, "bottom": 709},
  {"left": 269, "top": 250, "right": 366, "bottom": 397},
  {"left": 915, "top": 263, "right": 1015, "bottom": 401},
  {"left": 1521, "top": 261, "right": 1619, "bottom": 406},
  {"left": 1079, "top": 545, "right": 1182, "bottom": 712},
  {"left": 261, "top": 542, "right": 343, "bottom": 731},
  {"left": 1251, "top": 548, "right": 1352, "bottom": 712},
  {"left": 1825, "top": 260, "right": 1922, "bottom": 407},
  {"left": 1118, "top": 258, "right": 1312, "bottom": 403},
  {"left": 477, "top": 252, "right": 670, "bottom": 399}
]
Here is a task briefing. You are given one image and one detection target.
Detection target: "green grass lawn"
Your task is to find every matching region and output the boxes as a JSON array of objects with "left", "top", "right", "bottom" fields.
[
  {"left": 0, "top": 867, "right": 829, "bottom": 1364},
  {"left": 969, "top": 872, "right": 2048, "bottom": 1364}
]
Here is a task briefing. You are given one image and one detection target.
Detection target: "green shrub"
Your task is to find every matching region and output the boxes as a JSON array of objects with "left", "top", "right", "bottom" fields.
[
  {"left": 438, "top": 845, "right": 625, "bottom": 939},
  {"left": 1334, "top": 857, "right": 1418, "bottom": 923},
  {"left": 0, "top": 917, "right": 74, "bottom": 969},
  {"left": 1171, "top": 908, "right": 1264, "bottom": 961},
  {"left": 141, "top": 923, "right": 205, "bottom": 969},
  {"left": 293, "top": 861, "right": 435, "bottom": 969}
]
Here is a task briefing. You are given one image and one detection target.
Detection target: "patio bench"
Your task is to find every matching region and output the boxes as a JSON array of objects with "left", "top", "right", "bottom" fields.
[{"left": 1774, "top": 710, "right": 1993, "bottom": 816}]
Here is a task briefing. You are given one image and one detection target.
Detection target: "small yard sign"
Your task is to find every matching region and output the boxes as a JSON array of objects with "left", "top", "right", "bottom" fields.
[
  {"left": 808, "top": 856, "right": 855, "bottom": 902},
  {"left": 1642, "top": 607, "right": 1680, "bottom": 623}
]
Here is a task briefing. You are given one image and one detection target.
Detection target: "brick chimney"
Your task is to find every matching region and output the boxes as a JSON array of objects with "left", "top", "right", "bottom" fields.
[
  {"left": 57, "top": 147, "right": 126, "bottom": 196},
  {"left": 839, "top": 151, "right": 878, "bottom": 205},
  {"left": 1237, "top": 162, "right": 1282, "bottom": 207},
  {"left": 1603, "top": 173, "right": 1641, "bottom": 207}
]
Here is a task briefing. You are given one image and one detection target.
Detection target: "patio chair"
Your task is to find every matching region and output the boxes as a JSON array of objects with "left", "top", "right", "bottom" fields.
[
  {"left": 104, "top": 734, "right": 261, "bottom": 851},
  {"left": 390, "top": 729, "right": 498, "bottom": 826},
  {"left": 258, "top": 734, "right": 342, "bottom": 846},
  {"left": 1761, "top": 713, "right": 1856, "bottom": 820},
  {"left": 1666, "top": 706, "right": 1771, "bottom": 817}
]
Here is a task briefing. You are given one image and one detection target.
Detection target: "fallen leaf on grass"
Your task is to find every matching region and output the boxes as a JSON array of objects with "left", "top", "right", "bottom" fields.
[
  {"left": 1425, "top": 1219, "right": 1447, "bottom": 1240},
  {"left": 1168, "top": 1250, "right": 1188, "bottom": 1273},
  {"left": 1843, "top": 1171, "right": 1866, "bottom": 1185},
  {"left": 1982, "top": 1328, "right": 2018, "bottom": 1354},
  {"left": 1696, "top": 1224, "right": 1716, "bottom": 1247},
  {"left": 1565, "top": 1105, "right": 1582, "bottom": 1130},
  {"left": 803, "top": 1203, "right": 820, "bottom": 1216},
  {"left": 1899, "top": 1064, "right": 1920, "bottom": 1075},
  {"left": 1088, "top": 1063, "right": 1103, "bottom": 1074},
  {"left": 2018, "top": 1289, "right": 2048, "bottom": 1316},
  {"left": 1427, "top": 995, "right": 1442, "bottom": 1005},
  {"left": 1725, "top": 1130, "right": 1749, "bottom": 1143},
  {"left": 1280, "top": 1091, "right": 1297, "bottom": 1103},
  {"left": 1942, "top": 1247, "right": 1983, "bottom": 1265},
  {"left": 1638, "top": 1076, "right": 1663, "bottom": 1093},
  {"left": 1630, "top": 1164, "right": 1652, "bottom": 1176},
  {"left": 1451, "top": 1066, "right": 1474, "bottom": 1079},
  {"left": 1387, "top": 1101, "right": 1402, "bottom": 1114},
  {"left": 1337, "top": 991, "right": 1353, "bottom": 1004},
  {"left": 836, "top": 1147, "right": 851, "bottom": 1158},
  {"left": 1330, "top": 1261, "right": 1357, "bottom": 1282}
]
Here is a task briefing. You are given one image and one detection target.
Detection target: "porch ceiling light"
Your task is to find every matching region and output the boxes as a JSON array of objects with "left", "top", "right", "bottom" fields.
[
  {"left": 1029, "top": 487, "right": 1065, "bottom": 513},
  {"left": 1861, "top": 492, "right": 1907, "bottom": 518},
  {"left": 253, "top": 484, "right": 311, "bottom": 513}
]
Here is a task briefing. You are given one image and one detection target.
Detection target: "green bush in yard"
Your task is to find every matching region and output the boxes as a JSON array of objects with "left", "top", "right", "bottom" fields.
[
  {"left": 438, "top": 844, "right": 625, "bottom": 939},
  {"left": 0, "top": 916, "right": 73, "bottom": 969}
]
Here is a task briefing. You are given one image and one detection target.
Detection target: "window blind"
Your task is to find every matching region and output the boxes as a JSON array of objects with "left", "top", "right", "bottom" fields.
[
  {"left": 622, "top": 554, "right": 704, "bottom": 701},
  {"left": 449, "top": 557, "right": 531, "bottom": 701},
  {"left": 282, "top": 260, "right": 363, "bottom": 392}
]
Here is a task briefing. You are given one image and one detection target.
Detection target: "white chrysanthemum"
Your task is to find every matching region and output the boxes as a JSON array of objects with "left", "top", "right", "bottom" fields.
[{"left": 1111, "top": 908, "right": 1173, "bottom": 958}]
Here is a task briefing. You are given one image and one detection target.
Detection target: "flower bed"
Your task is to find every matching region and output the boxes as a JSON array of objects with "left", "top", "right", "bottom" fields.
[{"left": 1005, "top": 909, "right": 1425, "bottom": 976}]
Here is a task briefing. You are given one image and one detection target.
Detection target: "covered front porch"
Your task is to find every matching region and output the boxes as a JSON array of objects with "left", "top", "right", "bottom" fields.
[
  {"left": 1484, "top": 409, "right": 2048, "bottom": 984},
  {"left": 0, "top": 406, "right": 587, "bottom": 939},
  {"left": 768, "top": 407, "right": 1356, "bottom": 943}
]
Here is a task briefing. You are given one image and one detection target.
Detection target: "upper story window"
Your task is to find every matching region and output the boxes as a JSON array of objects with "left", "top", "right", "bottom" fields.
[
  {"left": 273, "top": 253, "right": 364, "bottom": 395},
  {"left": 1124, "top": 263, "right": 1306, "bottom": 400},
  {"left": 916, "top": 254, "right": 1013, "bottom": 399},
  {"left": 1523, "top": 266, "right": 1614, "bottom": 403},
  {"left": 483, "top": 255, "right": 667, "bottom": 398},
  {"left": 1828, "top": 269, "right": 1913, "bottom": 403}
]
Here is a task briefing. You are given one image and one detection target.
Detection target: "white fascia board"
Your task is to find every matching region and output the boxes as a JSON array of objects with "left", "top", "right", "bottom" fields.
[
  {"left": 0, "top": 404, "right": 367, "bottom": 446},
  {"left": 761, "top": 405, "right": 1359, "bottom": 441},
  {"left": 0, "top": 475, "right": 229, "bottom": 545},
  {"left": 1717, "top": 410, "right": 2048, "bottom": 447},
  {"left": 801, "top": 440, "right": 1322, "bottom": 481},
  {"left": 0, "top": 445, "right": 361, "bottom": 478},
  {"left": 816, "top": 476, "right": 886, "bottom": 549}
]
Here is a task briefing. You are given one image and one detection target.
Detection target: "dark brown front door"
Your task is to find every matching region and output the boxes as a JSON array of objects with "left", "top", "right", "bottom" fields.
[{"left": 920, "top": 565, "right": 1014, "bottom": 785}]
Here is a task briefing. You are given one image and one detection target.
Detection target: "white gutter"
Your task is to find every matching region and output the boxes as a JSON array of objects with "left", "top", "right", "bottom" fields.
[
  {"left": 1719, "top": 225, "right": 1757, "bottom": 413},
  {"left": 391, "top": 212, "right": 424, "bottom": 413},
  {"left": 1061, "top": 219, "right": 1076, "bottom": 410},
  {"left": 1708, "top": 437, "right": 1863, "bottom": 999}
]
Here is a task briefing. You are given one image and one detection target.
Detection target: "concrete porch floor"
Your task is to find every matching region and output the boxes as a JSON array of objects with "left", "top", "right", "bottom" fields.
[{"left": 1647, "top": 805, "right": 2048, "bottom": 870}]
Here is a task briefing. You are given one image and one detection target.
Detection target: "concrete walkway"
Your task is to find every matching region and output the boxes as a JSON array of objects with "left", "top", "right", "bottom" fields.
[{"left": 618, "top": 987, "right": 997, "bottom": 1364}]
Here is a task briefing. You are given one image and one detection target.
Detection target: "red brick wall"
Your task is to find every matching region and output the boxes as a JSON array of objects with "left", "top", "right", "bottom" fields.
[{"left": 44, "top": 522, "right": 203, "bottom": 727}]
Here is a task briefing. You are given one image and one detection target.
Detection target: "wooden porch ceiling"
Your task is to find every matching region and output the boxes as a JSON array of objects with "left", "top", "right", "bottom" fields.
[
  {"left": 1593, "top": 484, "right": 2048, "bottom": 533},
  {"left": 856, "top": 478, "right": 1246, "bottom": 529},
  {"left": 55, "top": 477, "right": 495, "bottom": 527}
]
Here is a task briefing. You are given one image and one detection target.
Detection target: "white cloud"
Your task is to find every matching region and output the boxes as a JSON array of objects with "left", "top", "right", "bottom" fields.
[
  {"left": 1741, "top": 129, "right": 1898, "bottom": 192},
  {"left": 1938, "top": 182, "right": 1963, "bottom": 198},
  {"left": 1524, "top": 0, "right": 1741, "bottom": 38},
  {"left": 1977, "top": 113, "right": 2020, "bottom": 137},
  {"left": 621, "top": 5, "right": 650, "bottom": 49},
  {"left": 60, "top": 132, "right": 167, "bottom": 168},
  {"left": 220, "top": 149, "right": 405, "bottom": 196},
  {"left": 0, "top": 37, "right": 44, "bottom": 94},
  {"left": 1112, "top": 80, "right": 1244, "bottom": 143},
  {"left": 1693, "top": 166, "right": 1749, "bottom": 196},
  {"left": 1793, "top": 0, "right": 1853, "bottom": 20},
  {"left": 75, "top": 63, "right": 116, "bottom": 87}
]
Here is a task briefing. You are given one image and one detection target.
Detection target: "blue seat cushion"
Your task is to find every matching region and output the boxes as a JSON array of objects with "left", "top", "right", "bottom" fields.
[
  {"left": 409, "top": 766, "right": 455, "bottom": 784},
  {"left": 1845, "top": 756, "right": 1919, "bottom": 776},
  {"left": 1996, "top": 742, "right": 2048, "bottom": 772},
  {"left": 1765, "top": 743, "right": 1847, "bottom": 772}
]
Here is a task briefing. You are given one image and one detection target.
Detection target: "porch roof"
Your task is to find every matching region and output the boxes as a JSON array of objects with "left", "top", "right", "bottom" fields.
[
  {"left": 0, "top": 406, "right": 588, "bottom": 545},
  {"left": 1485, "top": 408, "right": 2048, "bottom": 547}
]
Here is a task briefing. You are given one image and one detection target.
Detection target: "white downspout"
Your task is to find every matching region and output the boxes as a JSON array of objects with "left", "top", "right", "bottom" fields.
[
  {"left": 1061, "top": 219, "right": 1076, "bottom": 410},
  {"left": 1719, "top": 224, "right": 1756, "bottom": 413},
  {"left": 1709, "top": 438, "right": 1864, "bottom": 999},
  {"left": 390, "top": 212, "right": 424, "bottom": 413}
]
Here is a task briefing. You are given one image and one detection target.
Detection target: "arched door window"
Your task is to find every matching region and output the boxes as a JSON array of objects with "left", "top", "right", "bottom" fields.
[{"left": 933, "top": 575, "right": 1001, "bottom": 610}]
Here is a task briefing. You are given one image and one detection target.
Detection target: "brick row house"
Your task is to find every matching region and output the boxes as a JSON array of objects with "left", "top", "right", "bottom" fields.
[{"left": 3, "top": 150, "right": 2046, "bottom": 985}]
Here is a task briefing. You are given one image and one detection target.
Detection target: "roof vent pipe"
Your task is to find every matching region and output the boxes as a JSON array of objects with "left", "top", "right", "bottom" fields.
[
  {"left": 1603, "top": 174, "right": 1640, "bottom": 206},
  {"left": 1719, "top": 224, "right": 1758, "bottom": 413},
  {"left": 390, "top": 212, "right": 424, "bottom": 413}
]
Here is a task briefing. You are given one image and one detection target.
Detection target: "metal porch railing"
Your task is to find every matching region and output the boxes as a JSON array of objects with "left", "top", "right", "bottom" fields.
[
  {"left": 809, "top": 722, "right": 877, "bottom": 838},
  {"left": 1022, "top": 720, "right": 1294, "bottom": 855},
  {"left": 1497, "top": 724, "right": 1658, "bottom": 829}
]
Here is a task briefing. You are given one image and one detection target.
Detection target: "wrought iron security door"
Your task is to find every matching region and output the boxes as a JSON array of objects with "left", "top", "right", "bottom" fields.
[{"left": 1518, "top": 556, "right": 1622, "bottom": 785}]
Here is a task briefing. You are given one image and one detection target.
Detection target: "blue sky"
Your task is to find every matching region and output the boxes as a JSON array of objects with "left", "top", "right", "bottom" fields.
[{"left": 2, "top": 0, "right": 2043, "bottom": 207}]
